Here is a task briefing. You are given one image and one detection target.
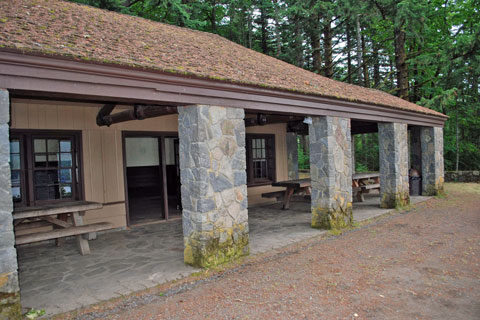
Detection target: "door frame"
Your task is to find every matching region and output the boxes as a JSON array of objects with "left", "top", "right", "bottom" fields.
[{"left": 122, "top": 131, "right": 178, "bottom": 227}]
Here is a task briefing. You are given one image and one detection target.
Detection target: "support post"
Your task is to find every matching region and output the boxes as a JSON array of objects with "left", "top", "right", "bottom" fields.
[
  {"left": 286, "top": 132, "right": 299, "bottom": 180},
  {"left": 378, "top": 122, "right": 410, "bottom": 208},
  {"left": 309, "top": 116, "right": 353, "bottom": 229},
  {"left": 421, "top": 127, "right": 444, "bottom": 195},
  {"left": 0, "top": 89, "right": 22, "bottom": 319},
  {"left": 178, "top": 105, "right": 249, "bottom": 268}
]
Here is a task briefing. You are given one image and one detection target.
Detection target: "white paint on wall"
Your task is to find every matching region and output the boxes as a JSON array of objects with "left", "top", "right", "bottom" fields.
[{"left": 125, "top": 137, "right": 159, "bottom": 167}]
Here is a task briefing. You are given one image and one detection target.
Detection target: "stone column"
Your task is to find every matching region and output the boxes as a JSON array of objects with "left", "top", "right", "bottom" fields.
[
  {"left": 286, "top": 132, "right": 299, "bottom": 180},
  {"left": 0, "top": 89, "right": 21, "bottom": 319},
  {"left": 378, "top": 123, "right": 410, "bottom": 208},
  {"left": 421, "top": 127, "right": 444, "bottom": 195},
  {"left": 309, "top": 116, "right": 353, "bottom": 229},
  {"left": 178, "top": 105, "right": 249, "bottom": 268},
  {"left": 410, "top": 126, "right": 422, "bottom": 172}
]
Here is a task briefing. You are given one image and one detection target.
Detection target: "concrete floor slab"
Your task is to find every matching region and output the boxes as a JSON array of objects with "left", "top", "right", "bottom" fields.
[{"left": 17, "top": 192, "right": 431, "bottom": 316}]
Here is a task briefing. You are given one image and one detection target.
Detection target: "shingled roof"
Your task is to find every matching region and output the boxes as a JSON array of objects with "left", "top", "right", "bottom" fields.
[{"left": 0, "top": 0, "right": 446, "bottom": 118}]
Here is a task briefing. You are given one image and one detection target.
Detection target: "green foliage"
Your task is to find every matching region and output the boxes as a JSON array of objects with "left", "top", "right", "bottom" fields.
[{"left": 68, "top": 0, "right": 480, "bottom": 169}]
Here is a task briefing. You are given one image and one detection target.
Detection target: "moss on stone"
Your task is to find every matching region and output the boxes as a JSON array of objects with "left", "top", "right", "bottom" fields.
[
  {"left": 0, "top": 292, "right": 22, "bottom": 320},
  {"left": 311, "top": 203, "right": 353, "bottom": 230},
  {"left": 184, "top": 226, "right": 249, "bottom": 268},
  {"left": 380, "top": 191, "right": 410, "bottom": 209}
]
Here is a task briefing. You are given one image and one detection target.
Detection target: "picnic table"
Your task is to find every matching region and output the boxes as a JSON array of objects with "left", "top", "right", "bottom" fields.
[
  {"left": 13, "top": 201, "right": 113, "bottom": 255},
  {"left": 352, "top": 172, "right": 380, "bottom": 202},
  {"left": 262, "top": 172, "right": 381, "bottom": 209},
  {"left": 268, "top": 179, "right": 312, "bottom": 210}
]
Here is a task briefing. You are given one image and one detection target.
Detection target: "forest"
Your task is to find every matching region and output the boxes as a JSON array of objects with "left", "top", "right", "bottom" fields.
[{"left": 71, "top": 0, "right": 479, "bottom": 171}]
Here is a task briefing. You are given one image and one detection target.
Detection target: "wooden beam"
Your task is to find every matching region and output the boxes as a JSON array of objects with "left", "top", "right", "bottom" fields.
[
  {"left": 245, "top": 114, "right": 303, "bottom": 127},
  {"left": 97, "top": 105, "right": 178, "bottom": 126}
]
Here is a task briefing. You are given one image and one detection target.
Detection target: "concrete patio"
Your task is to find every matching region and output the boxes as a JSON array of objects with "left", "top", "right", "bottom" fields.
[{"left": 17, "top": 192, "right": 430, "bottom": 316}]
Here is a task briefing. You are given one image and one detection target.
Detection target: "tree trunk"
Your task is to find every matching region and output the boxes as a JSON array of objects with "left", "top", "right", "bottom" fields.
[
  {"left": 259, "top": 1, "right": 268, "bottom": 54},
  {"left": 346, "top": 24, "right": 352, "bottom": 84},
  {"left": 394, "top": 26, "right": 408, "bottom": 100},
  {"left": 274, "top": 1, "right": 282, "bottom": 57},
  {"left": 323, "top": 18, "right": 333, "bottom": 78},
  {"left": 361, "top": 32, "right": 369, "bottom": 87},
  {"left": 372, "top": 41, "right": 380, "bottom": 88},
  {"left": 293, "top": 15, "right": 304, "bottom": 67},
  {"left": 356, "top": 15, "right": 363, "bottom": 84}
]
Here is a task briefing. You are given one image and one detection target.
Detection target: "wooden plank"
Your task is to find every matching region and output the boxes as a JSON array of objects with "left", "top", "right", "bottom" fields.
[
  {"left": 361, "top": 183, "right": 380, "bottom": 190},
  {"left": 272, "top": 178, "right": 311, "bottom": 188},
  {"left": 15, "top": 222, "right": 113, "bottom": 245},
  {"left": 13, "top": 201, "right": 103, "bottom": 220},
  {"left": 14, "top": 220, "right": 51, "bottom": 231},
  {"left": 42, "top": 216, "right": 71, "bottom": 228},
  {"left": 72, "top": 211, "right": 90, "bottom": 255},
  {"left": 261, "top": 191, "right": 285, "bottom": 198},
  {"left": 352, "top": 172, "right": 380, "bottom": 180}
]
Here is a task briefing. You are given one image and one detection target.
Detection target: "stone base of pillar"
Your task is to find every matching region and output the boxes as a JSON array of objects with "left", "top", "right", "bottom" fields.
[
  {"left": 184, "top": 225, "right": 249, "bottom": 268},
  {"left": 0, "top": 277, "right": 21, "bottom": 320},
  {"left": 311, "top": 203, "right": 353, "bottom": 230},
  {"left": 380, "top": 191, "right": 410, "bottom": 209},
  {"left": 422, "top": 178, "right": 444, "bottom": 196}
]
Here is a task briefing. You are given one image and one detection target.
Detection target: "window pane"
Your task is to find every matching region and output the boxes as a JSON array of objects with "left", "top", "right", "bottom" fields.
[
  {"left": 35, "top": 186, "right": 59, "bottom": 200},
  {"left": 60, "top": 185, "right": 72, "bottom": 198},
  {"left": 261, "top": 139, "right": 265, "bottom": 148},
  {"left": 60, "top": 153, "right": 72, "bottom": 167},
  {"left": 10, "top": 154, "right": 20, "bottom": 170},
  {"left": 60, "top": 140, "right": 71, "bottom": 152},
  {"left": 34, "top": 139, "right": 46, "bottom": 152},
  {"left": 262, "top": 149, "right": 266, "bottom": 158},
  {"left": 35, "top": 170, "right": 59, "bottom": 185},
  {"left": 11, "top": 171, "right": 20, "bottom": 186},
  {"left": 59, "top": 169, "right": 72, "bottom": 183},
  {"left": 12, "top": 187, "right": 21, "bottom": 202},
  {"left": 47, "top": 139, "right": 59, "bottom": 152},
  {"left": 10, "top": 140, "right": 20, "bottom": 153},
  {"left": 48, "top": 153, "right": 59, "bottom": 166},
  {"left": 35, "top": 155, "right": 47, "bottom": 167}
]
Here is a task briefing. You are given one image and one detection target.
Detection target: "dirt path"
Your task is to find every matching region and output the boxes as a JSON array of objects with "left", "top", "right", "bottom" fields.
[{"left": 62, "top": 183, "right": 480, "bottom": 320}]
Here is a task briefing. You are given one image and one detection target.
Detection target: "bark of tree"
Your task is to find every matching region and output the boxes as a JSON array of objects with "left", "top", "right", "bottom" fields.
[
  {"left": 394, "top": 26, "right": 409, "bottom": 100},
  {"left": 274, "top": 1, "right": 282, "bottom": 57},
  {"left": 323, "top": 18, "right": 333, "bottom": 78},
  {"left": 346, "top": 24, "right": 352, "bottom": 84},
  {"left": 361, "top": 32, "right": 369, "bottom": 87},
  {"left": 372, "top": 41, "right": 380, "bottom": 88},
  {"left": 259, "top": 2, "right": 268, "bottom": 54},
  {"left": 356, "top": 15, "right": 363, "bottom": 84}
]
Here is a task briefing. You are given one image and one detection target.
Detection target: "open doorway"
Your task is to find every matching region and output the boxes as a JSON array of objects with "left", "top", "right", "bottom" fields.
[{"left": 123, "top": 133, "right": 181, "bottom": 226}]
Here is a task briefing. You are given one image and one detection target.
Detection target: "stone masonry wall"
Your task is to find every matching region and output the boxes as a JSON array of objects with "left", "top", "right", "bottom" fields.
[
  {"left": 0, "top": 89, "right": 21, "bottom": 319},
  {"left": 309, "top": 116, "right": 353, "bottom": 229},
  {"left": 178, "top": 105, "right": 249, "bottom": 268},
  {"left": 378, "top": 123, "right": 410, "bottom": 208},
  {"left": 286, "top": 132, "right": 299, "bottom": 180},
  {"left": 421, "top": 127, "right": 444, "bottom": 195},
  {"left": 445, "top": 171, "right": 480, "bottom": 183}
]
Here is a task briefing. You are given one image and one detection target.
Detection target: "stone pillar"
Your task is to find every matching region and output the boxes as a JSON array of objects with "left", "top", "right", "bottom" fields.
[
  {"left": 286, "top": 132, "right": 299, "bottom": 180},
  {"left": 0, "top": 89, "right": 21, "bottom": 319},
  {"left": 421, "top": 127, "right": 444, "bottom": 195},
  {"left": 410, "top": 126, "right": 422, "bottom": 172},
  {"left": 309, "top": 116, "right": 353, "bottom": 229},
  {"left": 378, "top": 123, "right": 410, "bottom": 208},
  {"left": 178, "top": 105, "right": 249, "bottom": 268}
]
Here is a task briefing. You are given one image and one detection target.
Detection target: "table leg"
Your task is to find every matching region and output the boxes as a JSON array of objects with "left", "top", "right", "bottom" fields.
[
  {"left": 55, "top": 213, "right": 68, "bottom": 247},
  {"left": 282, "top": 187, "right": 295, "bottom": 210},
  {"left": 72, "top": 211, "right": 90, "bottom": 255}
]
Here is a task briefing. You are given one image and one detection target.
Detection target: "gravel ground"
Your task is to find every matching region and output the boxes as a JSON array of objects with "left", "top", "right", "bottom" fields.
[{"left": 57, "top": 183, "right": 480, "bottom": 320}]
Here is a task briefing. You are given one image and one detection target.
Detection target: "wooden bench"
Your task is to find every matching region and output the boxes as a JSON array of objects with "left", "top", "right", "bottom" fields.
[
  {"left": 261, "top": 191, "right": 285, "bottom": 201},
  {"left": 353, "top": 183, "right": 380, "bottom": 202},
  {"left": 13, "top": 201, "right": 113, "bottom": 255}
]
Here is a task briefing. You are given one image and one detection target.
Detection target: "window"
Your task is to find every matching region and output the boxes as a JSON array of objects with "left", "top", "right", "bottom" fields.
[
  {"left": 9, "top": 130, "right": 83, "bottom": 207},
  {"left": 246, "top": 134, "right": 275, "bottom": 186}
]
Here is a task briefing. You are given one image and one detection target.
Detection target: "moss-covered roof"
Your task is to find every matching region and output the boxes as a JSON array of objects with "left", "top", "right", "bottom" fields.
[{"left": 0, "top": 0, "right": 446, "bottom": 118}]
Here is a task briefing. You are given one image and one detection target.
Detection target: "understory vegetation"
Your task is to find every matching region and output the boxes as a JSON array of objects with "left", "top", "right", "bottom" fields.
[{"left": 71, "top": 0, "right": 479, "bottom": 170}]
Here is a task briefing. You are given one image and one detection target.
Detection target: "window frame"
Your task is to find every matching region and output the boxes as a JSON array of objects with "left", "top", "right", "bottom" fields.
[
  {"left": 9, "top": 129, "right": 84, "bottom": 207},
  {"left": 246, "top": 134, "right": 276, "bottom": 187}
]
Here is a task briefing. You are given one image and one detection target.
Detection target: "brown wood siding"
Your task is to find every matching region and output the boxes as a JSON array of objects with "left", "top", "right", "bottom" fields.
[{"left": 10, "top": 99, "right": 289, "bottom": 232}]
